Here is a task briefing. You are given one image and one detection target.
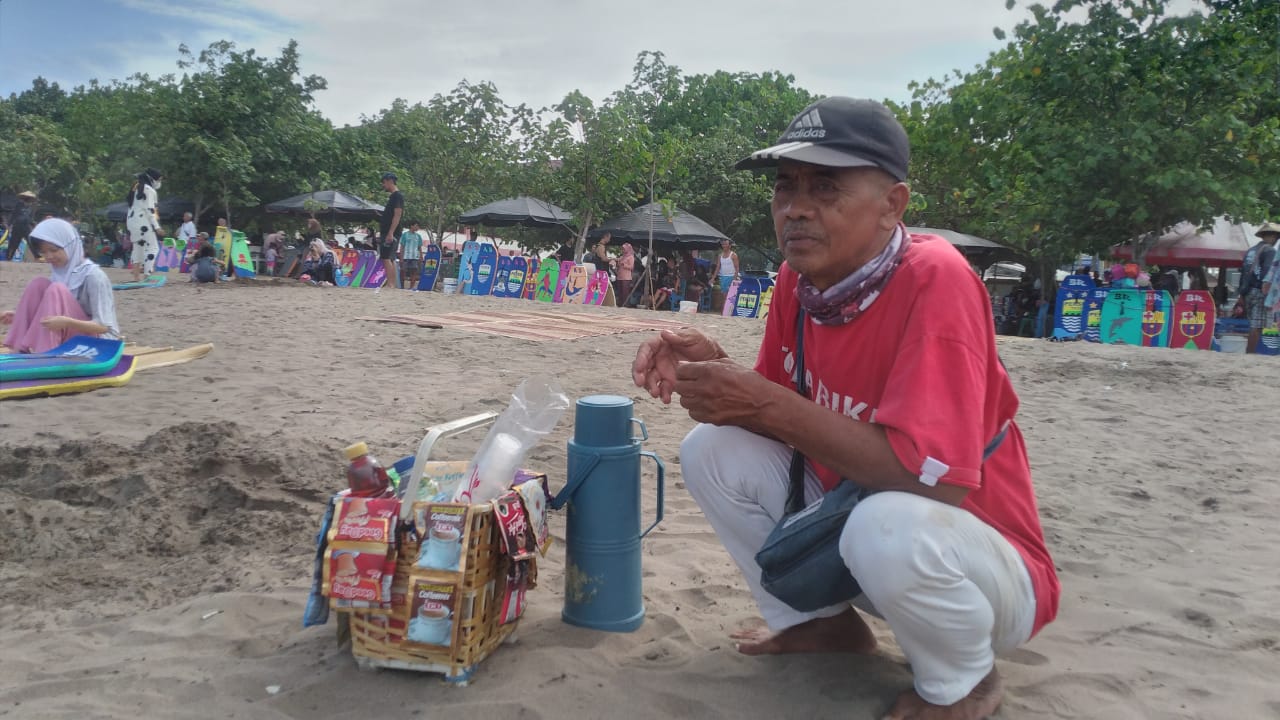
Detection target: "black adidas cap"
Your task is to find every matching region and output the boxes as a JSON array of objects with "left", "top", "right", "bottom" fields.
[{"left": 736, "top": 97, "right": 910, "bottom": 181}]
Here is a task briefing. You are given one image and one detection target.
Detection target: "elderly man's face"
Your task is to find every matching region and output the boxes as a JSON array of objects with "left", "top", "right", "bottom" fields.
[{"left": 771, "top": 160, "right": 906, "bottom": 290}]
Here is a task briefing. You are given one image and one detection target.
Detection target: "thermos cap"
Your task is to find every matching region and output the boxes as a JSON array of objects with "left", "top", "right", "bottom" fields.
[{"left": 574, "top": 395, "right": 635, "bottom": 448}]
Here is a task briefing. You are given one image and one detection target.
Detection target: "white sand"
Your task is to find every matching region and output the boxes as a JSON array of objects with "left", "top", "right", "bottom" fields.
[{"left": 1, "top": 261, "right": 1277, "bottom": 719}]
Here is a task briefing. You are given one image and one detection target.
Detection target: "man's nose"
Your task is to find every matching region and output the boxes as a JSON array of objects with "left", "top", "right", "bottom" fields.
[{"left": 778, "top": 189, "right": 816, "bottom": 219}]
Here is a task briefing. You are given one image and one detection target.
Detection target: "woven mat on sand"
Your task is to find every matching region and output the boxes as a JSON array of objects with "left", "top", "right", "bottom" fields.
[{"left": 358, "top": 310, "right": 689, "bottom": 341}]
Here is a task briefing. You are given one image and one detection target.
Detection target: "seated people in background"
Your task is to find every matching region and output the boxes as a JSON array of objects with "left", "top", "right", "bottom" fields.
[
  {"left": 2, "top": 219, "right": 120, "bottom": 352},
  {"left": 190, "top": 242, "right": 222, "bottom": 283},
  {"left": 301, "top": 238, "right": 335, "bottom": 285}
]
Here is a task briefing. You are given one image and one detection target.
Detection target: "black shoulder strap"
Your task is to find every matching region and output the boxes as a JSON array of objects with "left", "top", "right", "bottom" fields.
[{"left": 785, "top": 306, "right": 808, "bottom": 514}]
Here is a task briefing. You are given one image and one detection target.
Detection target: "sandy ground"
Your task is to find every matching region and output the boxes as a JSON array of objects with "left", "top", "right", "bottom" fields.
[{"left": 1, "top": 260, "right": 1278, "bottom": 720}]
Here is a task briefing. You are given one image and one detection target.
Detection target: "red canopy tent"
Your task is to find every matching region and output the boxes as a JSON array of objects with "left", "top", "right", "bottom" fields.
[{"left": 1110, "top": 218, "right": 1257, "bottom": 268}]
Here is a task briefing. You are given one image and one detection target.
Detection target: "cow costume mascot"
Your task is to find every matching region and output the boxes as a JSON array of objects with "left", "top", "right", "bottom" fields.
[{"left": 126, "top": 168, "right": 164, "bottom": 282}]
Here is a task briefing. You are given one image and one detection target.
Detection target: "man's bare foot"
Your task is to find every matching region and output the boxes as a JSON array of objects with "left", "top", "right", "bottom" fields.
[
  {"left": 731, "top": 607, "right": 877, "bottom": 656},
  {"left": 882, "top": 668, "right": 1003, "bottom": 720}
]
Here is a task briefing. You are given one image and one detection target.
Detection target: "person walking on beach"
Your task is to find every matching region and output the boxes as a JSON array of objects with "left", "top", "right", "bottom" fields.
[
  {"left": 125, "top": 168, "right": 164, "bottom": 282},
  {"left": 632, "top": 97, "right": 1058, "bottom": 720},
  {"left": 716, "top": 238, "right": 740, "bottom": 293},
  {"left": 6, "top": 190, "right": 35, "bottom": 261},
  {"left": 1241, "top": 223, "right": 1279, "bottom": 354},
  {"left": 379, "top": 172, "right": 404, "bottom": 289}
]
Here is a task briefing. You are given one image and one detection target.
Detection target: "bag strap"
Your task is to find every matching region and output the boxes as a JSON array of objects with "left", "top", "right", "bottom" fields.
[
  {"left": 782, "top": 305, "right": 1010, "bottom": 515},
  {"left": 785, "top": 306, "right": 808, "bottom": 514}
]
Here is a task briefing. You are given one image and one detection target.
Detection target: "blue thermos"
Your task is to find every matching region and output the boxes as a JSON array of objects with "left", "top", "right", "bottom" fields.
[{"left": 550, "top": 395, "right": 664, "bottom": 632}]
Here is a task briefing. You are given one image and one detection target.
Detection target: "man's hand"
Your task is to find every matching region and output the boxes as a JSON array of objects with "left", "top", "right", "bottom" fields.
[
  {"left": 632, "top": 328, "right": 727, "bottom": 403},
  {"left": 40, "top": 316, "right": 72, "bottom": 331},
  {"left": 673, "top": 359, "right": 781, "bottom": 431}
]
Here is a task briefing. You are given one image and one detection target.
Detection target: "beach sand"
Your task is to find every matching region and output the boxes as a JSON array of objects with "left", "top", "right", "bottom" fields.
[{"left": 1, "top": 260, "right": 1277, "bottom": 719}]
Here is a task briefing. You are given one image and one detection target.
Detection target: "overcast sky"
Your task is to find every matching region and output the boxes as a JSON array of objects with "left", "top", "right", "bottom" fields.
[{"left": 0, "top": 0, "right": 1195, "bottom": 127}]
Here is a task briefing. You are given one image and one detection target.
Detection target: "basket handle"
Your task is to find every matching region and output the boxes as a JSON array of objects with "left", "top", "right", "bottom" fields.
[{"left": 399, "top": 412, "right": 499, "bottom": 521}]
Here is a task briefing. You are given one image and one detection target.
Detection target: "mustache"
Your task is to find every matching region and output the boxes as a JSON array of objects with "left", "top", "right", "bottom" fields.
[{"left": 780, "top": 223, "right": 822, "bottom": 242}]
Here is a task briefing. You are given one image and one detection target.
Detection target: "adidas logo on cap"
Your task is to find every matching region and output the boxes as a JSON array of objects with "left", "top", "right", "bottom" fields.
[{"left": 783, "top": 109, "right": 825, "bottom": 140}]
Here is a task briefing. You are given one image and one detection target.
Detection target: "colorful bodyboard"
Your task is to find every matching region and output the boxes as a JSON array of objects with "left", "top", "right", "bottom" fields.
[
  {"left": 0, "top": 336, "right": 125, "bottom": 382},
  {"left": 491, "top": 255, "right": 513, "bottom": 297},
  {"left": 560, "top": 264, "right": 591, "bottom": 305},
  {"left": 759, "top": 283, "right": 776, "bottom": 321},
  {"left": 12, "top": 239, "right": 28, "bottom": 262},
  {"left": 522, "top": 258, "right": 539, "bottom": 300},
  {"left": 418, "top": 244, "right": 442, "bottom": 291},
  {"left": 0, "top": 227, "right": 8, "bottom": 260},
  {"left": 457, "top": 240, "right": 480, "bottom": 294},
  {"left": 553, "top": 261, "right": 576, "bottom": 303},
  {"left": 469, "top": 243, "right": 498, "bottom": 296},
  {"left": 585, "top": 271, "right": 610, "bottom": 306},
  {"left": 154, "top": 238, "right": 181, "bottom": 272},
  {"left": 732, "top": 277, "right": 767, "bottom": 318},
  {"left": 1138, "top": 290, "right": 1173, "bottom": 348},
  {"left": 214, "top": 227, "right": 233, "bottom": 269},
  {"left": 364, "top": 254, "right": 387, "bottom": 288},
  {"left": 1053, "top": 274, "right": 1095, "bottom": 340},
  {"left": 350, "top": 250, "right": 376, "bottom": 287},
  {"left": 506, "top": 256, "right": 528, "bottom": 298},
  {"left": 1100, "top": 289, "right": 1144, "bottom": 345},
  {"left": 1082, "top": 288, "right": 1110, "bottom": 343},
  {"left": 334, "top": 249, "right": 360, "bottom": 287},
  {"left": 722, "top": 277, "right": 742, "bottom": 317},
  {"left": 534, "top": 258, "right": 560, "bottom": 303},
  {"left": 0, "top": 355, "right": 136, "bottom": 400},
  {"left": 230, "top": 231, "right": 255, "bottom": 278},
  {"left": 1169, "top": 290, "right": 1216, "bottom": 350},
  {"left": 112, "top": 275, "right": 167, "bottom": 290}
]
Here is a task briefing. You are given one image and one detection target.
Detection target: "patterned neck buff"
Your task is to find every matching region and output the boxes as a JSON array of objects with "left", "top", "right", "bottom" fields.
[{"left": 795, "top": 224, "right": 911, "bottom": 325}]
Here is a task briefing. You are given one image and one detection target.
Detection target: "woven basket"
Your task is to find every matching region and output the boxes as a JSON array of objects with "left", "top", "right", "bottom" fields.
[{"left": 348, "top": 503, "right": 521, "bottom": 684}]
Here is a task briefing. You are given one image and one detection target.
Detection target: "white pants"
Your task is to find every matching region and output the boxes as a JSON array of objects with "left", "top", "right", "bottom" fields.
[
  {"left": 680, "top": 424, "right": 1037, "bottom": 705},
  {"left": 127, "top": 218, "right": 159, "bottom": 275}
]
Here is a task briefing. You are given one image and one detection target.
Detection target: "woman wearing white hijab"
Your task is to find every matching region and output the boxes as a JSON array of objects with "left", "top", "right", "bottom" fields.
[{"left": 1, "top": 218, "right": 120, "bottom": 353}]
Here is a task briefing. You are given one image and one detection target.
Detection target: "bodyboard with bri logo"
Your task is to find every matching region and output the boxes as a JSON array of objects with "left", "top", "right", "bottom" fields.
[
  {"left": 491, "top": 254, "right": 513, "bottom": 297},
  {"left": 535, "top": 259, "right": 560, "bottom": 303},
  {"left": 522, "top": 258, "right": 540, "bottom": 300},
  {"left": 418, "top": 244, "right": 442, "bottom": 291},
  {"left": 507, "top": 256, "right": 528, "bottom": 298},
  {"left": 1170, "top": 290, "right": 1216, "bottom": 350},
  {"left": 722, "top": 277, "right": 742, "bottom": 317},
  {"left": 1100, "top": 289, "right": 1144, "bottom": 345},
  {"left": 553, "top": 261, "right": 575, "bottom": 303},
  {"left": 335, "top": 249, "right": 360, "bottom": 287},
  {"left": 458, "top": 241, "right": 480, "bottom": 294},
  {"left": 470, "top": 243, "right": 498, "bottom": 296},
  {"left": 364, "top": 254, "right": 387, "bottom": 288},
  {"left": 560, "top": 264, "right": 591, "bottom": 305},
  {"left": 586, "top": 271, "right": 610, "bottom": 306},
  {"left": 1053, "top": 274, "right": 1095, "bottom": 340},
  {"left": 230, "top": 231, "right": 255, "bottom": 279},
  {"left": 1140, "top": 289, "right": 1173, "bottom": 348},
  {"left": 733, "top": 277, "right": 767, "bottom": 318},
  {"left": 0, "top": 336, "right": 125, "bottom": 382},
  {"left": 1083, "top": 288, "right": 1109, "bottom": 342}
]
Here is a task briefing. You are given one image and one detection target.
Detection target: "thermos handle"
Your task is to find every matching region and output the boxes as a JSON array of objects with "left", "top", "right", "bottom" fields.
[
  {"left": 549, "top": 453, "right": 599, "bottom": 511},
  {"left": 639, "top": 450, "right": 665, "bottom": 538},
  {"left": 630, "top": 417, "right": 649, "bottom": 442}
]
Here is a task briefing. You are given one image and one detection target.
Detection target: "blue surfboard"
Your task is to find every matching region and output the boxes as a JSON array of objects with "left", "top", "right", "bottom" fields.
[
  {"left": 733, "top": 277, "right": 767, "bottom": 318},
  {"left": 470, "top": 243, "right": 498, "bottom": 296},
  {"left": 417, "top": 244, "right": 442, "bottom": 291},
  {"left": 1053, "top": 273, "right": 1095, "bottom": 340},
  {"left": 0, "top": 336, "right": 125, "bottom": 382}
]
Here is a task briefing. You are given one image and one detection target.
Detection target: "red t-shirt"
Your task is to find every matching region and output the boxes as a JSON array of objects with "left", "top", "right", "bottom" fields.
[{"left": 754, "top": 234, "right": 1059, "bottom": 637}]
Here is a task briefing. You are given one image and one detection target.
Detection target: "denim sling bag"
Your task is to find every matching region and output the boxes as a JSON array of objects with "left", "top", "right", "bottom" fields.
[{"left": 755, "top": 307, "right": 1008, "bottom": 612}]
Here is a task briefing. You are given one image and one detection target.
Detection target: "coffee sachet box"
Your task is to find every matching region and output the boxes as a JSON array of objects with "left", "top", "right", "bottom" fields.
[
  {"left": 405, "top": 577, "right": 460, "bottom": 649},
  {"left": 412, "top": 502, "right": 471, "bottom": 573}
]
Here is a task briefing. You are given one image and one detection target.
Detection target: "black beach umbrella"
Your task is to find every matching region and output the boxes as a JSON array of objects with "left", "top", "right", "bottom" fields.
[
  {"left": 458, "top": 196, "right": 574, "bottom": 228},
  {"left": 589, "top": 202, "right": 729, "bottom": 250},
  {"left": 907, "top": 226, "right": 1022, "bottom": 267},
  {"left": 263, "top": 190, "right": 385, "bottom": 218}
]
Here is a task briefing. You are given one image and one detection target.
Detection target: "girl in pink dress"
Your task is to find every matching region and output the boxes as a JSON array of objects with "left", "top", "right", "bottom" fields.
[{"left": 2, "top": 219, "right": 120, "bottom": 353}]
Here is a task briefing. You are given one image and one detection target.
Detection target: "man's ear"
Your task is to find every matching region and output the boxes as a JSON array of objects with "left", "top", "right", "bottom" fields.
[{"left": 883, "top": 182, "right": 911, "bottom": 230}]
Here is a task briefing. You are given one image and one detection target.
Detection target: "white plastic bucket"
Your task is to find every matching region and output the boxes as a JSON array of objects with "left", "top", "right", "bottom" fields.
[
  {"left": 442, "top": 278, "right": 458, "bottom": 295},
  {"left": 679, "top": 300, "right": 699, "bottom": 314},
  {"left": 1218, "top": 335, "right": 1246, "bottom": 354}
]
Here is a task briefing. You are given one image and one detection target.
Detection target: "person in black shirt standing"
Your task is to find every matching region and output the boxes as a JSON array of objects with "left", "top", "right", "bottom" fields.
[
  {"left": 379, "top": 172, "right": 404, "bottom": 289},
  {"left": 7, "top": 191, "right": 36, "bottom": 261}
]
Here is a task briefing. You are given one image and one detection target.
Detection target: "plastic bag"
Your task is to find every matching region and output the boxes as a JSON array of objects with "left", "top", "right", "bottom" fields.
[{"left": 451, "top": 377, "right": 569, "bottom": 504}]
